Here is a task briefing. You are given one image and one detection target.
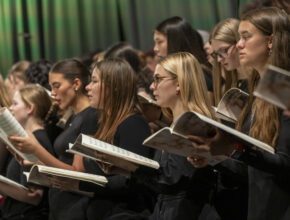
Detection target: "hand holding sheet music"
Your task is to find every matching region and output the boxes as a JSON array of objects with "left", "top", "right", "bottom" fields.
[{"left": 0, "top": 107, "right": 38, "bottom": 162}]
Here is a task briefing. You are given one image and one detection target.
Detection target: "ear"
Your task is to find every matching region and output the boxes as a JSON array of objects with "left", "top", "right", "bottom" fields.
[
  {"left": 73, "top": 78, "right": 82, "bottom": 92},
  {"left": 26, "top": 104, "right": 35, "bottom": 116},
  {"left": 176, "top": 84, "right": 180, "bottom": 95},
  {"left": 267, "top": 35, "right": 273, "bottom": 49}
]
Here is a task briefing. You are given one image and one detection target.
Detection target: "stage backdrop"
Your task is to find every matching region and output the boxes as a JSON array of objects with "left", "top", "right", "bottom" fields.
[{"left": 0, "top": 0, "right": 252, "bottom": 76}]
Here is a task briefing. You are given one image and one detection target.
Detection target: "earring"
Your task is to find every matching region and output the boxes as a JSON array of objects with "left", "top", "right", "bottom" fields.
[
  {"left": 74, "top": 88, "right": 78, "bottom": 92},
  {"left": 268, "top": 48, "right": 272, "bottom": 56}
]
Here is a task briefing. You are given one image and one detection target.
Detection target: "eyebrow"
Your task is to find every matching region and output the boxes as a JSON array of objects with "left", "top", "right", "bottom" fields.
[{"left": 239, "top": 30, "right": 250, "bottom": 35}]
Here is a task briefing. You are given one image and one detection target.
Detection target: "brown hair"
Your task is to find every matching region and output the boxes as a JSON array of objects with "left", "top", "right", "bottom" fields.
[
  {"left": 93, "top": 58, "right": 141, "bottom": 143},
  {"left": 237, "top": 7, "right": 290, "bottom": 147}
]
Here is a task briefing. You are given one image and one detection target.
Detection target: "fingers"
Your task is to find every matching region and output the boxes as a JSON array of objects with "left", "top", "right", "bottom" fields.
[
  {"left": 187, "top": 135, "right": 207, "bottom": 144},
  {"left": 187, "top": 155, "right": 208, "bottom": 168}
]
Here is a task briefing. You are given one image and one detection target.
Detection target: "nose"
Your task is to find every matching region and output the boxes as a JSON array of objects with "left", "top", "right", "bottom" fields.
[
  {"left": 217, "top": 55, "right": 223, "bottom": 63},
  {"left": 85, "top": 83, "right": 91, "bottom": 92},
  {"left": 150, "top": 82, "right": 156, "bottom": 91},
  {"left": 153, "top": 44, "right": 158, "bottom": 55},
  {"left": 236, "top": 39, "right": 244, "bottom": 49}
]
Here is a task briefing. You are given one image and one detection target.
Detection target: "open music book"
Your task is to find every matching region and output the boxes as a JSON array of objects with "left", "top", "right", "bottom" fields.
[
  {"left": 143, "top": 111, "right": 274, "bottom": 163},
  {"left": 214, "top": 88, "right": 249, "bottom": 123},
  {"left": 24, "top": 165, "right": 108, "bottom": 196},
  {"left": 0, "top": 175, "right": 29, "bottom": 197},
  {"left": 67, "top": 134, "right": 160, "bottom": 171},
  {"left": 0, "top": 107, "right": 38, "bottom": 162},
  {"left": 254, "top": 65, "right": 290, "bottom": 110}
]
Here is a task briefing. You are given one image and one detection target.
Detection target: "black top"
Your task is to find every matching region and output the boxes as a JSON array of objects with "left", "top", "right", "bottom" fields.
[
  {"left": 132, "top": 130, "right": 215, "bottom": 220},
  {"left": 238, "top": 113, "right": 290, "bottom": 220},
  {"left": 48, "top": 107, "right": 99, "bottom": 220},
  {"left": 81, "top": 113, "right": 154, "bottom": 220},
  {"left": 53, "top": 107, "right": 98, "bottom": 164},
  {"left": 1, "top": 129, "right": 54, "bottom": 220}
]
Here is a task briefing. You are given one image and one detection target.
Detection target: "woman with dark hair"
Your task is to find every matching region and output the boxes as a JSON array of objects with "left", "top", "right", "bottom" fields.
[
  {"left": 25, "top": 59, "right": 53, "bottom": 90},
  {"left": 10, "top": 59, "right": 99, "bottom": 220},
  {"left": 153, "top": 16, "right": 213, "bottom": 96}
]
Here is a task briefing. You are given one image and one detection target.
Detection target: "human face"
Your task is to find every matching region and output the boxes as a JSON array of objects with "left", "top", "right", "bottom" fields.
[
  {"left": 237, "top": 21, "right": 271, "bottom": 71},
  {"left": 9, "top": 91, "right": 30, "bottom": 126},
  {"left": 49, "top": 73, "right": 76, "bottom": 110},
  {"left": 86, "top": 69, "right": 104, "bottom": 109},
  {"left": 204, "top": 41, "right": 214, "bottom": 64},
  {"left": 5, "top": 75, "right": 26, "bottom": 98},
  {"left": 153, "top": 31, "right": 168, "bottom": 58},
  {"left": 150, "top": 64, "right": 178, "bottom": 108},
  {"left": 211, "top": 39, "right": 239, "bottom": 71}
]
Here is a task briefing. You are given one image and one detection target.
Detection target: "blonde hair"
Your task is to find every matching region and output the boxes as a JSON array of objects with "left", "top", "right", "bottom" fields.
[
  {"left": 93, "top": 58, "right": 142, "bottom": 143},
  {"left": 159, "top": 52, "right": 215, "bottom": 118},
  {"left": 19, "top": 84, "right": 52, "bottom": 122},
  {"left": 0, "top": 80, "right": 11, "bottom": 107},
  {"left": 237, "top": 7, "right": 290, "bottom": 147},
  {"left": 8, "top": 60, "right": 30, "bottom": 84},
  {"left": 210, "top": 18, "right": 240, "bottom": 105}
]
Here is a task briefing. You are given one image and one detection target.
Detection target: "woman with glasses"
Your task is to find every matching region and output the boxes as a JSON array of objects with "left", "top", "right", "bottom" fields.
[
  {"left": 189, "top": 7, "right": 290, "bottom": 220},
  {"left": 129, "top": 52, "right": 216, "bottom": 220},
  {"left": 210, "top": 18, "right": 249, "bottom": 106},
  {"left": 202, "top": 18, "right": 250, "bottom": 220}
]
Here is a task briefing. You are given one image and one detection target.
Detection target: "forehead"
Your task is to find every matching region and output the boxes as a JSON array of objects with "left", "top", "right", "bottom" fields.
[
  {"left": 238, "top": 20, "right": 257, "bottom": 33},
  {"left": 154, "top": 64, "right": 168, "bottom": 76},
  {"left": 13, "top": 91, "right": 23, "bottom": 102},
  {"left": 211, "top": 39, "right": 231, "bottom": 49},
  {"left": 49, "top": 72, "right": 66, "bottom": 83},
  {"left": 154, "top": 31, "right": 166, "bottom": 40},
  {"left": 92, "top": 68, "right": 100, "bottom": 78}
]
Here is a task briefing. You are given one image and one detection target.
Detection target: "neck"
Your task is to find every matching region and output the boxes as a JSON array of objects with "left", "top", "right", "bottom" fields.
[
  {"left": 72, "top": 94, "right": 90, "bottom": 114},
  {"left": 170, "top": 98, "right": 189, "bottom": 122},
  {"left": 24, "top": 117, "right": 44, "bottom": 133}
]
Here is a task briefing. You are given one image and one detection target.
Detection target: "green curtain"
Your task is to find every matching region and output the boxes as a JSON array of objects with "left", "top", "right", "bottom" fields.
[{"left": 0, "top": 0, "right": 252, "bottom": 77}]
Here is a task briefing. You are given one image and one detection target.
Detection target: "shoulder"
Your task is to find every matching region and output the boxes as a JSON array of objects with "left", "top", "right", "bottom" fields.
[
  {"left": 118, "top": 114, "right": 149, "bottom": 130},
  {"left": 33, "top": 129, "right": 54, "bottom": 153}
]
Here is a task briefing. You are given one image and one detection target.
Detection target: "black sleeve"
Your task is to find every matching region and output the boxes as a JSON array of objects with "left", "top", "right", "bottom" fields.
[
  {"left": 80, "top": 114, "right": 152, "bottom": 195},
  {"left": 132, "top": 150, "right": 197, "bottom": 194},
  {"left": 239, "top": 115, "right": 290, "bottom": 177}
]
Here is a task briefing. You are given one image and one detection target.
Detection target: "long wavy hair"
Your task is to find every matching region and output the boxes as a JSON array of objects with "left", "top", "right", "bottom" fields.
[
  {"left": 93, "top": 58, "right": 142, "bottom": 143},
  {"left": 236, "top": 7, "right": 290, "bottom": 147},
  {"left": 210, "top": 18, "right": 240, "bottom": 105},
  {"left": 0, "top": 80, "right": 11, "bottom": 107},
  {"left": 159, "top": 52, "right": 215, "bottom": 119}
]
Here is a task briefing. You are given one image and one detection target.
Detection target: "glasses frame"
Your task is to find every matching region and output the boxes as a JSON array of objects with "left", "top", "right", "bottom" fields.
[
  {"left": 211, "top": 45, "right": 234, "bottom": 59},
  {"left": 152, "top": 75, "right": 176, "bottom": 86}
]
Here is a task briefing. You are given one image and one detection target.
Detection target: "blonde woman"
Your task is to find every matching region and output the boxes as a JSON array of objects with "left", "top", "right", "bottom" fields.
[
  {"left": 190, "top": 7, "right": 290, "bottom": 220},
  {"left": 131, "top": 52, "right": 215, "bottom": 220},
  {"left": 210, "top": 18, "right": 248, "bottom": 106},
  {"left": 1, "top": 84, "right": 53, "bottom": 220}
]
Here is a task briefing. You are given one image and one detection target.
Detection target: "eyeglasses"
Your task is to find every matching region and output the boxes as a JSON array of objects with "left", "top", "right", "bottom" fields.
[
  {"left": 152, "top": 75, "right": 175, "bottom": 86},
  {"left": 211, "top": 45, "right": 234, "bottom": 59}
]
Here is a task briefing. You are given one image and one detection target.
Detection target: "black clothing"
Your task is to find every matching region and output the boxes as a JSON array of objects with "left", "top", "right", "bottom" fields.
[
  {"left": 239, "top": 114, "right": 290, "bottom": 220},
  {"left": 1, "top": 129, "right": 54, "bottom": 220},
  {"left": 81, "top": 114, "right": 154, "bottom": 220},
  {"left": 133, "top": 128, "right": 215, "bottom": 220},
  {"left": 49, "top": 107, "right": 99, "bottom": 220}
]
